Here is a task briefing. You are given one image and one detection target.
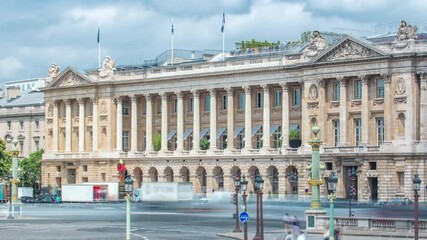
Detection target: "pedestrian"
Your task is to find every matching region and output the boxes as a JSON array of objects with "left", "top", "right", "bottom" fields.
[
  {"left": 285, "top": 230, "right": 294, "bottom": 240},
  {"left": 292, "top": 216, "right": 300, "bottom": 239},
  {"left": 282, "top": 213, "right": 291, "bottom": 233},
  {"left": 334, "top": 227, "right": 342, "bottom": 240},
  {"left": 322, "top": 224, "right": 329, "bottom": 240}
]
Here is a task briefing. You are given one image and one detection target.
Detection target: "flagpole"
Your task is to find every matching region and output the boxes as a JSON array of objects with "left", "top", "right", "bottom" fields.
[
  {"left": 98, "top": 27, "right": 101, "bottom": 68},
  {"left": 222, "top": 12, "right": 225, "bottom": 61},
  {"left": 171, "top": 19, "right": 174, "bottom": 66}
]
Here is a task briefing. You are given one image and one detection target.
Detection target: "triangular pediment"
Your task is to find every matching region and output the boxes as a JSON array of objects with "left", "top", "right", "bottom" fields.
[
  {"left": 45, "top": 67, "right": 94, "bottom": 88},
  {"left": 310, "top": 35, "right": 387, "bottom": 63}
]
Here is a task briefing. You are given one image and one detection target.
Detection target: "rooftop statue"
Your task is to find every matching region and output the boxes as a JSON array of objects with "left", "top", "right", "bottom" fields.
[
  {"left": 46, "top": 63, "right": 60, "bottom": 82},
  {"left": 303, "top": 31, "right": 328, "bottom": 58},
  {"left": 392, "top": 20, "right": 418, "bottom": 49},
  {"left": 98, "top": 56, "right": 116, "bottom": 80}
]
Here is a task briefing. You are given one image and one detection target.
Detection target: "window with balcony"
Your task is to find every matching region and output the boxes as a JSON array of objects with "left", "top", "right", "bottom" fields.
[
  {"left": 238, "top": 93, "right": 245, "bottom": 109},
  {"left": 376, "top": 117, "right": 384, "bottom": 145},
  {"left": 354, "top": 80, "right": 362, "bottom": 99},
  {"left": 376, "top": 79, "right": 384, "bottom": 98},
  {"left": 332, "top": 120, "right": 340, "bottom": 146},
  {"left": 333, "top": 82, "right": 340, "bottom": 101},
  {"left": 354, "top": 118, "right": 362, "bottom": 146}
]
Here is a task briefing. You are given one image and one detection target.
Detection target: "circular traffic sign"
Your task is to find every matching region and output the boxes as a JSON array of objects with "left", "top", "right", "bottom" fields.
[{"left": 240, "top": 212, "right": 249, "bottom": 223}]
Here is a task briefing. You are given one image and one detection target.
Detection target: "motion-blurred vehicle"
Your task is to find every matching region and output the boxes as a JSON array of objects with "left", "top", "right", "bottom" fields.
[
  {"left": 20, "top": 196, "right": 37, "bottom": 203},
  {"left": 37, "top": 196, "right": 56, "bottom": 203}
]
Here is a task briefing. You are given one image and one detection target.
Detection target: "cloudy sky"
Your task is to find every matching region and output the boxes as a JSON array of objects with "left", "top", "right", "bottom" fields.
[{"left": 0, "top": 0, "right": 425, "bottom": 85}]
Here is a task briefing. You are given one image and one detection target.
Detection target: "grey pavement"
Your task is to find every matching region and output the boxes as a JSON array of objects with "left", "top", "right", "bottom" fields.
[{"left": 218, "top": 229, "right": 427, "bottom": 240}]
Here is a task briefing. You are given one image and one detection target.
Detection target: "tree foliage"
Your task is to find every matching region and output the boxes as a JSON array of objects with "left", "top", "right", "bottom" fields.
[
  {"left": 200, "top": 138, "right": 210, "bottom": 150},
  {"left": 19, "top": 149, "right": 43, "bottom": 187},
  {"left": 153, "top": 133, "right": 161, "bottom": 151},
  {"left": 0, "top": 138, "right": 12, "bottom": 179}
]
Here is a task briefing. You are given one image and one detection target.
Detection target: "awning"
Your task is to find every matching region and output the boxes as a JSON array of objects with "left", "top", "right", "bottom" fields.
[
  {"left": 167, "top": 129, "right": 177, "bottom": 141},
  {"left": 290, "top": 124, "right": 300, "bottom": 131},
  {"left": 233, "top": 127, "right": 244, "bottom": 138},
  {"left": 251, "top": 125, "right": 262, "bottom": 137},
  {"left": 183, "top": 128, "right": 193, "bottom": 140},
  {"left": 200, "top": 128, "right": 210, "bottom": 139},
  {"left": 270, "top": 124, "right": 280, "bottom": 136},
  {"left": 216, "top": 127, "right": 227, "bottom": 139}
]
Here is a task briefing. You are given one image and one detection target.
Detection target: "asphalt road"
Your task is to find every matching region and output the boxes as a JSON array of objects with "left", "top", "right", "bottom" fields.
[{"left": 0, "top": 200, "right": 424, "bottom": 240}]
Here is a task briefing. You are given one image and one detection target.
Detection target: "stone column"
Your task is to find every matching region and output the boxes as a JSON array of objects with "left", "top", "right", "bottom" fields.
[
  {"left": 52, "top": 100, "right": 59, "bottom": 152},
  {"left": 160, "top": 93, "right": 168, "bottom": 152},
  {"left": 301, "top": 82, "right": 310, "bottom": 146},
  {"left": 91, "top": 97, "right": 98, "bottom": 152},
  {"left": 317, "top": 80, "right": 326, "bottom": 142},
  {"left": 383, "top": 74, "right": 392, "bottom": 142},
  {"left": 339, "top": 77, "right": 347, "bottom": 146},
  {"left": 192, "top": 90, "right": 200, "bottom": 151},
  {"left": 65, "top": 99, "right": 72, "bottom": 152},
  {"left": 361, "top": 76, "right": 370, "bottom": 145},
  {"left": 209, "top": 89, "right": 217, "bottom": 151},
  {"left": 280, "top": 83, "right": 289, "bottom": 149},
  {"left": 131, "top": 95, "right": 138, "bottom": 152},
  {"left": 261, "top": 84, "right": 271, "bottom": 149},
  {"left": 243, "top": 86, "right": 252, "bottom": 150},
  {"left": 225, "top": 88, "right": 235, "bottom": 151},
  {"left": 78, "top": 98, "right": 85, "bottom": 152},
  {"left": 420, "top": 73, "right": 427, "bottom": 142},
  {"left": 116, "top": 96, "right": 123, "bottom": 151},
  {"left": 176, "top": 91, "right": 184, "bottom": 151},
  {"left": 145, "top": 94, "right": 153, "bottom": 152}
]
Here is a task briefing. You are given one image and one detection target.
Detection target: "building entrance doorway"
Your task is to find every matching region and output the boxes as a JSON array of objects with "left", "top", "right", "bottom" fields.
[{"left": 369, "top": 177, "right": 378, "bottom": 201}]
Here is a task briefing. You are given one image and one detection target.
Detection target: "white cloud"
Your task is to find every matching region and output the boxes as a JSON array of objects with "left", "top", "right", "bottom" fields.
[{"left": 0, "top": 57, "right": 23, "bottom": 79}]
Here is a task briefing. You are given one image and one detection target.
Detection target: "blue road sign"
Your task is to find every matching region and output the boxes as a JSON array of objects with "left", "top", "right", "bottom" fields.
[{"left": 240, "top": 212, "right": 249, "bottom": 223}]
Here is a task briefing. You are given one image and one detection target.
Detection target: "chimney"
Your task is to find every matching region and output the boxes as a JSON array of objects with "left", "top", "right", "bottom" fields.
[{"left": 6, "top": 86, "right": 21, "bottom": 100}]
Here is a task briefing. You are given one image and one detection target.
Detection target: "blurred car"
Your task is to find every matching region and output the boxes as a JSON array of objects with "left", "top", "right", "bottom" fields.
[
  {"left": 20, "top": 196, "right": 37, "bottom": 203},
  {"left": 37, "top": 196, "right": 56, "bottom": 203},
  {"left": 384, "top": 198, "right": 413, "bottom": 206}
]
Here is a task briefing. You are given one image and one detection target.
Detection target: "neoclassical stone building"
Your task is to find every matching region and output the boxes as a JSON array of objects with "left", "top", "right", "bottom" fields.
[{"left": 42, "top": 23, "right": 427, "bottom": 202}]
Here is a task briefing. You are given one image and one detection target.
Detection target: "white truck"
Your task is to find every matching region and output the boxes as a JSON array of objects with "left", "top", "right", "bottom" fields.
[
  {"left": 141, "top": 182, "right": 193, "bottom": 203},
  {"left": 61, "top": 183, "right": 119, "bottom": 202}
]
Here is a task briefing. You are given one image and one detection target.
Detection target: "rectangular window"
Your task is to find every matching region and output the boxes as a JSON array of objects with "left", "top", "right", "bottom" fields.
[
  {"left": 221, "top": 95, "right": 227, "bottom": 110},
  {"left": 35, "top": 140, "right": 40, "bottom": 150},
  {"left": 255, "top": 128, "right": 263, "bottom": 149},
  {"left": 219, "top": 134, "right": 227, "bottom": 150},
  {"left": 142, "top": 131, "right": 146, "bottom": 151},
  {"left": 82, "top": 177, "right": 88, "bottom": 183},
  {"left": 369, "top": 162, "right": 377, "bottom": 170},
  {"left": 89, "top": 103, "right": 93, "bottom": 116},
  {"left": 273, "top": 126, "right": 282, "bottom": 148},
  {"left": 83, "top": 165, "right": 88, "bottom": 172},
  {"left": 397, "top": 172, "right": 404, "bottom": 193},
  {"left": 89, "top": 131, "right": 93, "bottom": 152},
  {"left": 189, "top": 97, "right": 194, "bottom": 112},
  {"left": 256, "top": 92, "right": 263, "bottom": 109},
  {"left": 333, "top": 82, "right": 340, "bottom": 101},
  {"left": 354, "top": 118, "right": 362, "bottom": 146},
  {"left": 274, "top": 90, "right": 282, "bottom": 107},
  {"left": 56, "top": 166, "right": 61, "bottom": 172},
  {"left": 293, "top": 88, "right": 300, "bottom": 106},
  {"left": 333, "top": 120, "right": 340, "bottom": 146},
  {"left": 238, "top": 93, "right": 245, "bottom": 109},
  {"left": 142, "top": 100, "right": 146, "bottom": 114},
  {"left": 376, "top": 79, "right": 384, "bottom": 98},
  {"left": 173, "top": 98, "right": 178, "bottom": 113},
  {"left": 237, "top": 132, "right": 244, "bottom": 149},
  {"left": 7, "top": 121, "right": 11, "bottom": 131},
  {"left": 20, "top": 121, "right": 24, "bottom": 130},
  {"left": 354, "top": 80, "right": 362, "bottom": 99},
  {"left": 157, "top": 98, "right": 162, "bottom": 114},
  {"left": 376, "top": 117, "right": 384, "bottom": 145},
  {"left": 205, "top": 95, "right": 211, "bottom": 111},
  {"left": 122, "top": 131, "right": 129, "bottom": 152},
  {"left": 35, "top": 120, "right": 40, "bottom": 130},
  {"left": 122, "top": 106, "right": 129, "bottom": 115}
]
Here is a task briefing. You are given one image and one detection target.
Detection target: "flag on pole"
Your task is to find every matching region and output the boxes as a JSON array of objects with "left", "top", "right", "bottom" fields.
[
  {"left": 97, "top": 27, "right": 100, "bottom": 43},
  {"left": 221, "top": 12, "right": 225, "bottom": 33},
  {"left": 171, "top": 19, "right": 174, "bottom": 35}
]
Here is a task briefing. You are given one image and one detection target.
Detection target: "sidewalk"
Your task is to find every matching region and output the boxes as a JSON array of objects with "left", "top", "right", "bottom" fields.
[{"left": 218, "top": 229, "right": 427, "bottom": 240}]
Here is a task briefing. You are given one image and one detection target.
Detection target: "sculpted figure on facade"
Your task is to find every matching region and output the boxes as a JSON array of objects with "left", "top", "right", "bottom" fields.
[
  {"left": 308, "top": 84, "right": 318, "bottom": 101},
  {"left": 395, "top": 78, "right": 406, "bottom": 95},
  {"left": 303, "top": 31, "right": 328, "bottom": 58},
  {"left": 392, "top": 20, "right": 418, "bottom": 49},
  {"left": 46, "top": 63, "right": 60, "bottom": 82},
  {"left": 98, "top": 56, "right": 116, "bottom": 80}
]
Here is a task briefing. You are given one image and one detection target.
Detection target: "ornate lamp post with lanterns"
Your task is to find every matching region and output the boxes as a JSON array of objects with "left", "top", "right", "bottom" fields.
[
  {"left": 413, "top": 174, "right": 421, "bottom": 240},
  {"left": 124, "top": 175, "right": 133, "bottom": 240},
  {"left": 253, "top": 173, "right": 264, "bottom": 240},
  {"left": 240, "top": 175, "right": 249, "bottom": 240},
  {"left": 327, "top": 173, "right": 338, "bottom": 240},
  {"left": 232, "top": 175, "right": 242, "bottom": 233}
]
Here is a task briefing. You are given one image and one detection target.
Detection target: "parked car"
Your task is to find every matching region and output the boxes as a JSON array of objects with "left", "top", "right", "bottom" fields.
[
  {"left": 37, "top": 196, "right": 56, "bottom": 203},
  {"left": 20, "top": 196, "right": 37, "bottom": 203}
]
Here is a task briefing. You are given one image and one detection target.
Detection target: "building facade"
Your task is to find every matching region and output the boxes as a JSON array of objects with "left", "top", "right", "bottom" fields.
[{"left": 42, "top": 24, "right": 427, "bottom": 202}]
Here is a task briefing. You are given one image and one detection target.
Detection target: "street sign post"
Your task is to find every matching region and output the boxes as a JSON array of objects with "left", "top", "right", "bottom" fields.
[{"left": 239, "top": 212, "right": 249, "bottom": 223}]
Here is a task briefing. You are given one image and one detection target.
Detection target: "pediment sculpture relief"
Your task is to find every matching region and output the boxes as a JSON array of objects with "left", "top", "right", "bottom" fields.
[
  {"left": 98, "top": 56, "right": 116, "bottom": 81},
  {"left": 59, "top": 73, "right": 83, "bottom": 86},
  {"left": 324, "top": 41, "right": 375, "bottom": 61},
  {"left": 46, "top": 63, "right": 60, "bottom": 83},
  {"left": 303, "top": 31, "right": 328, "bottom": 58},
  {"left": 392, "top": 20, "right": 418, "bottom": 50}
]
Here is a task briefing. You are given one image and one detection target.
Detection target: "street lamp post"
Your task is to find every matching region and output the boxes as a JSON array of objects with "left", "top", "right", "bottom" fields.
[
  {"left": 124, "top": 175, "right": 134, "bottom": 240},
  {"left": 5, "top": 174, "right": 13, "bottom": 219},
  {"left": 253, "top": 173, "right": 264, "bottom": 240},
  {"left": 347, "top": 167, "right": 359, "bottom": 217},
  {"left": 327, "top": 173, "right": 338, "bottom": 240},
  {"left": 11, "top": 139, "right": 20, "bottom": 206},
  {"left": 413, "top": 174, "right": 421, "bottom": 240},
  {"left": 233, "top": 175, "right": 242, "bottom": 233},
  {"left": 240, "top": 175, "right": 249, "bottom": 240}
]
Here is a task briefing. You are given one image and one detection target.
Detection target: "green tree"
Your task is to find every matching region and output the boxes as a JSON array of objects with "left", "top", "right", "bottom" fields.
[
  {"left": 19, "top": 149, "right": 43, "bottom": 188},
  {"left": 0, "top": 139, "right": 12, "bottom": 179},
  {"left": 153, "top": 133, "right": 161, "bottom": 151},
  {"left": 200, "top": 138, "right": 210, "bottom": 150}
]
